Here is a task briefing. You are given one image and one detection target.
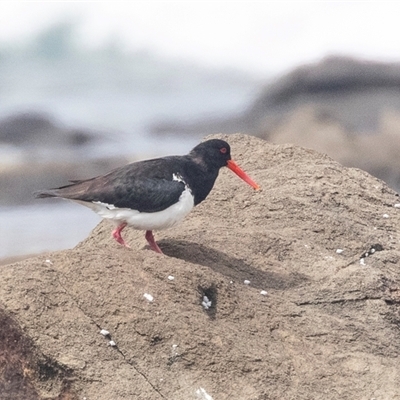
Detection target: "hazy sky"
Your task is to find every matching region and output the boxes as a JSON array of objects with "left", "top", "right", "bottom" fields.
[{"left": 1, "top": 1, "right": 400, "bottom": 76}]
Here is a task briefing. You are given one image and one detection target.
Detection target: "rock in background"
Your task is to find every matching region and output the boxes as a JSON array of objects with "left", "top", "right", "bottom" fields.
[
  {"left": 251, "top": 56, "right": 400, "bottom": 191},
  {"left": 153, "top": 56, "right": 400, "bottom": 192},
  {"left": 0, "top": 112, "right": 127, "bottom": 206}
]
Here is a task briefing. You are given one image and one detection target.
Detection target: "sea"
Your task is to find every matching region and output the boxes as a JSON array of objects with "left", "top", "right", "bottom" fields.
[{"left": 0, "top": 47, "right": 264, "bottom": 260}]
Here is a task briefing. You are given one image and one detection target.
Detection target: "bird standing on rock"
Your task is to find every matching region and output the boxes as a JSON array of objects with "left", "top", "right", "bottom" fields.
[{"left": 35, "top": 139, "right": 259, "bottom": 254}]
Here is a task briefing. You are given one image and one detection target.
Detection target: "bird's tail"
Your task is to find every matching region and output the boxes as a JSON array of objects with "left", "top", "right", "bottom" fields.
[
  {"left": 34, "top": 190, "right": 61, "bottom": 199},
  {"left": 34, "top": 178, "right": 95, "bottom": 200}
]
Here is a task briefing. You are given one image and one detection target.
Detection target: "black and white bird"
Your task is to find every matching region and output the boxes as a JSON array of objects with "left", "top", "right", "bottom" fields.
[{"left": 35, "top": 139, "right": 259, "bottom": 254}]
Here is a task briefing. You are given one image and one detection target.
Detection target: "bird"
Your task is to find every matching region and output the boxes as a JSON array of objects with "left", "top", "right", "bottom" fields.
[{"left": 35, "top": 139, "right": 259, "bottom": 254}]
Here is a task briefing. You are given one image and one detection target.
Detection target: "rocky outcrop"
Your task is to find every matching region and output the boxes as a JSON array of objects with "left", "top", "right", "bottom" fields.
[{"left": 1, "top": 134, "right": 400, "bottom": 399}]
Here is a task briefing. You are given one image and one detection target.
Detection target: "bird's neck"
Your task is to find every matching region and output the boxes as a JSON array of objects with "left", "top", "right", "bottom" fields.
[{"left": 182, "top": 159, "right": 220, "bottom": 206}]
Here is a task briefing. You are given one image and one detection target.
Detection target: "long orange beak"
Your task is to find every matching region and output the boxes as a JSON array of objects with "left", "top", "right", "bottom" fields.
[{"left": 227, "top": 160, "right": 260, "bottom": 190}]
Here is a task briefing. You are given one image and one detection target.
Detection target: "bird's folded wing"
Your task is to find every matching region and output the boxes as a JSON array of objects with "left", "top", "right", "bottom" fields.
[{"left": 62, "top": 177, "right": 187, "bottom": 213}]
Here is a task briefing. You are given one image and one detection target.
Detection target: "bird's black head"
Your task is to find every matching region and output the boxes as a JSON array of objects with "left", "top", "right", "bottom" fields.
[{"left": 189, "top": 139, "right": 231, "bottom": 169}]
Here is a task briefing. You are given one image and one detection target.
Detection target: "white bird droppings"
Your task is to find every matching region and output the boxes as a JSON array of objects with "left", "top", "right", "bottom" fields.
[
  {"left": 100, "top": 329, "right": 110, "bottom": 336},
  {"left": 336, "top": 249, "right": 344, "bottom": 254},
  {"left": 360, "top": 258, "right": 366, "bottom": 266},
  {"left": 244, "top": 280, "right": 251, "bottom": 285},
  {"left": 383, "top": 214, "right": 389, "bottom": 218},
  {"left": 260, "top": 290, "right": 268, "bottom": 296},
  {"left": 394, "top": 204, "right": 400, "bottom": 208},
  {"left": 144, "top": 293, "right": 154, "bottom": 302},
  {"left": 109, "top": 340, "right": 116, "bottom": 347},
  {"left": 167, "top": 275, "right": 175, "bottom": 281},
  {"left": 195, "top": 387, "right": 214, "bottom": 400},
  {"left": 45, "top": 259, "right": 53, "bottom": 264},
  {"left": 202, "top": 296, "right": 212, "bottom": 310}
]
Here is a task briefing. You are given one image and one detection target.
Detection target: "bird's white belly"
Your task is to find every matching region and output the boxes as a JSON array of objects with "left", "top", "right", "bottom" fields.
[{"left": 76, "top": 187, "right": 195, "bottom": 231}]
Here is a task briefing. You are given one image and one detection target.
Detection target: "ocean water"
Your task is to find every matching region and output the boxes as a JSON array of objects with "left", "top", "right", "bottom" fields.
[
  {"left": 0, "top": 50, "right": 262, "bottom": 259},
  {"left": 0, "top": 202, "right": 101, "bottom": 259}
]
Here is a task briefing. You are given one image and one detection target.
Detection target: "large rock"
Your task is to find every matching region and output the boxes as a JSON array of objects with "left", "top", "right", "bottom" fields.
[{"left": 1, "top": 134, "right": 400, "bottom": 399}]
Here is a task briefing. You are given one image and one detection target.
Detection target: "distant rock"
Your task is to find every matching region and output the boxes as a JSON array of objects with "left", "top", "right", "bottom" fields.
[
  {"left": 249, "top": 56, "right": 400, "bottom": 192},
  {"left": 246, "top": 55, "right": 400, "bottom": 134},
  {"left": 0, "top": 112, "right": 127, "bottom": 206},
  {"left": 0, "top": 112, "right": 95, "bottom": 147},
  {"left": 0, "top": 158, "right": 127, "bottom": 206},
  {"left": 153, "top": 56, "right": 400, "bottom": 136},
  {"left": 151, "top": 56, "right": 400, "bottom": 192}
]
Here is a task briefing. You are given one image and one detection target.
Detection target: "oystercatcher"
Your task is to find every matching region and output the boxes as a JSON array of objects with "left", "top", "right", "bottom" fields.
[{"left": 35, "top": 139, "right": 259, "bottom": 254}]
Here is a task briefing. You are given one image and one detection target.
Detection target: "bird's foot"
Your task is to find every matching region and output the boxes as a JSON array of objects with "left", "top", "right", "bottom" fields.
[
  {"left": 145, "top": 230, "right": 163, "bottom": 254},
  {"left": 112, "top": 222, "right": 130, "bottom": 248}
]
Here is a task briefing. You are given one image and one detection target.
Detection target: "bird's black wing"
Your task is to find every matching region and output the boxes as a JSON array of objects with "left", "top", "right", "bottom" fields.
[
  {"left": 90, "top": 177, "right": 187, "bottom": 213},
  {"left": 36, "top": 157, "right": 189, "bottom": 213}
]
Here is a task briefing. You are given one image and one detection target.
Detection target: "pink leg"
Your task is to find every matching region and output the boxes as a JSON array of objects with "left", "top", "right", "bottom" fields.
[
  {"left": 112, "top": 222, "right": 130, "bottom": 247},
  {"left": 145, "top": 230, "right": 163, "bottom": 254}
]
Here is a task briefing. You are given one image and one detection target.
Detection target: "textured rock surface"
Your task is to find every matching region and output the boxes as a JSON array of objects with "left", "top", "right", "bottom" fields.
[{"left": 1, "top": 134, "right": 400, "bottom": 399}]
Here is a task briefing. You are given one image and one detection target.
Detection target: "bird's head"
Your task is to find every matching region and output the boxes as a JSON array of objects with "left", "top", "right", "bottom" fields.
[{"left": 190, "top": 139, "right": 259, "bottom": 190}]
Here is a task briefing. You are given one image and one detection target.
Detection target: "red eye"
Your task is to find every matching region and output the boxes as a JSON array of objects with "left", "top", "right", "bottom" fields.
[{"left": 220, "top": 147, "right": 227, "bottom": 154}]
